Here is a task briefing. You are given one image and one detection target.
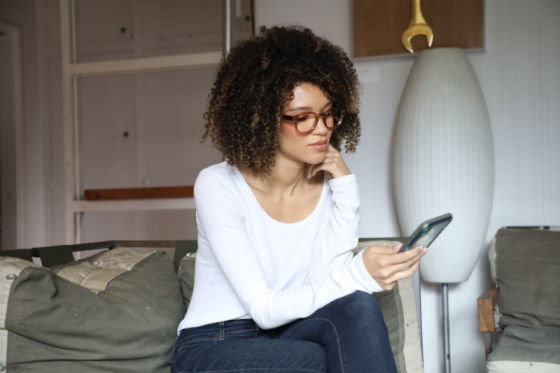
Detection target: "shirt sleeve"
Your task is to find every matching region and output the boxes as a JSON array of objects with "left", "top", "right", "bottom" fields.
[
  {"left": 307, "top": 174, "right": 382, "bottom": 291},
  {"left": 194, "top": 168, "right": 382, "bottom": 329}
]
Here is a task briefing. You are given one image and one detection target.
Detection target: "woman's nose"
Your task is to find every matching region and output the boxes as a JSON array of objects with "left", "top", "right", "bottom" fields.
[{"left": 313, "top": 117, "right": 329, "bottom": 134}]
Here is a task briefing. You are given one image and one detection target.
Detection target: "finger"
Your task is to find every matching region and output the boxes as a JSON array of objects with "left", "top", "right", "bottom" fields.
[
  {"left": 308, "top": 162, "right": 329, "bottom": 179},
  {"left": 308, "top": 160, "right": 335, "bottom": 179},
  {"left": 396, "top": 260, "right": 421, "bottom": 280},
  {"left": 320, "top": 146, "right": 350, "bottom": 178},
  {"left": 390, "top": 255, "right": 421, "bottom": 275},
  {"left": 371, "top": 246, "right": 425, "bottom": 270},
  {"left": 391, "top": 246, "right": 426, "bottom": 263},
  {"left": 307, "top": 163, "right": 319, "bottom": 179},
  {"left": 372, "top": 247, "right": 424, "bottom": 281},
  {"left": 384, "top": 259, "right": 421, "bottom": 286},
  {"left": 365, "top": 245, "right": 399, "bottom": 256}
]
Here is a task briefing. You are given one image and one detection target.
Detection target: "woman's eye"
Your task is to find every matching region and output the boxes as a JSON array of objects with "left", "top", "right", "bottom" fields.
[{"left": 296, "top": 115, "right": 310, "bottom": 122}]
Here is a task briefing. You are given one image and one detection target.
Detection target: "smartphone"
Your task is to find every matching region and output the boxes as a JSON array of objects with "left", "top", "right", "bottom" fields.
[{"left": 399, "top": 213, "right": 453, "bottom": 252}]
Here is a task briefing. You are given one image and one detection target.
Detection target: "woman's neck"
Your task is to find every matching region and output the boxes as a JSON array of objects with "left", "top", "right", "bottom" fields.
[
  {"left": 240, "top": 159, "right": 324, "bottom": 223},
  {"left": 242, "top": 159, "right": 318, "bottom": 197}
]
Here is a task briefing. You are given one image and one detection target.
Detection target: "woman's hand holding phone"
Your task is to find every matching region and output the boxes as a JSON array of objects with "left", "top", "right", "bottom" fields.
[{"left": 362, "top": 244, "right": 427, "bottom": 291}]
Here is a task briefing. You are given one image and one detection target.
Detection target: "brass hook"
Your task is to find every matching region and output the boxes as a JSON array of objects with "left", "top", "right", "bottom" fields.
[{"left": 401, "top": 0, "right": 434, "bottom": 53}]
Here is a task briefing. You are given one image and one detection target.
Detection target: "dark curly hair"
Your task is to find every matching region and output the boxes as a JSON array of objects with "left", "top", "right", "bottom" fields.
[{"left": 203, "top": 25, "right": 361, "bottom": 174}]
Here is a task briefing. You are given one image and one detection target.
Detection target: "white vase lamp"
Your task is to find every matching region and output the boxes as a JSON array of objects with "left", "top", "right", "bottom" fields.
[
  {"left": 392, "top": 47, "right": 494, "bottom": 373},
  {"left": 392, "top": 47, "right": 494, "bottom": 283}
]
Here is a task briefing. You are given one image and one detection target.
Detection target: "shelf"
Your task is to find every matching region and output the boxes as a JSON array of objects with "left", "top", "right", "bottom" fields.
[
  {"left": 72, "top": 198, "right": 195, "bottom": 213},
  {"left": 84, "top": 186, "right": 194, "bottom": 200},
  {"left": 77, "top": 186, "right": 196, "bottom": 212},
  {"left": 68, "top": 51, "right": 222, "bottom": 77}
]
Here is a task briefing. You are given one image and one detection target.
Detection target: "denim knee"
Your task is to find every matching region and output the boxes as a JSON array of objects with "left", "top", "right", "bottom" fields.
[
  {"left": 326, "top": 291, "right": 383, "bottom": 321},
  {"left": 280, "top": 291, "right": 396, "bottom": 373}
]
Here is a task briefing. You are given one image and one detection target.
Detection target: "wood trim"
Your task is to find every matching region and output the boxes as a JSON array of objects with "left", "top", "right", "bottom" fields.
[
  {"left": 60, "top": 0, "right": 76, "bottom": 243},
  {"left": 83, "top": 186, "right": 194, "bottom": 200},
  {"left": 68, "top": 51, "right": 222, "bottom": 77},
  {"left": 477, "top": 288, "right": 499, "bottom": 332},
  {"left": 72, "top": 198, "right": 195, "bottom": 213}
]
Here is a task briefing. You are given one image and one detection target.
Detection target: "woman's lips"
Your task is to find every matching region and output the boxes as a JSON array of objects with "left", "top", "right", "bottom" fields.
[{"left": 309, "top": 140, "right": 328, "bottom": 151}]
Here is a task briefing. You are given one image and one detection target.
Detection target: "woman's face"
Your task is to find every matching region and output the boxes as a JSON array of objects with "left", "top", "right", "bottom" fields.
[{"left": 277, "top": 83, "right": 333, "bottom": 166}]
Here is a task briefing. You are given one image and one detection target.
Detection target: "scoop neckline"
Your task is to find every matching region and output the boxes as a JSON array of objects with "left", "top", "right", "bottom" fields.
[{"left": 232, "top": 166, "right": 327, "bottom": 226}]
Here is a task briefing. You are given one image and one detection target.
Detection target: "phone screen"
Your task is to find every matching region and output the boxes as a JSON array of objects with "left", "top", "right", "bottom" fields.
[{"left": 399, "top": 213, "right": 453, "bottom": 252}]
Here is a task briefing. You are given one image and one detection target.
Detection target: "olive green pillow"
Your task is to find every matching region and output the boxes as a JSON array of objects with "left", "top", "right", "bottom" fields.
[
  {"left": 177, "top": 252, "right": 196, "bottom": 310},
  {"left": 0, "top": 247, "right": 185, "bottom": 373},
  {"left": 487, "top": 228, "right": 560, "bottom": 365},
  {"left": 487, "top": 324, "right": 560, "bottom": 364},
  {"left": 491, "top": 228, "right": 560, "bottom": 329}
]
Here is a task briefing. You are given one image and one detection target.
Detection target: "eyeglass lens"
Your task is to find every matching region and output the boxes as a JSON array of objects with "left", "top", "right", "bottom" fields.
[{"left": 292, "top": 111, "right": 344, "bottom": 133}]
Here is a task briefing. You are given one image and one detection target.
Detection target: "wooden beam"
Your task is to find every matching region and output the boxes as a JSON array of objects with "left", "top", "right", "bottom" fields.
[
  {"left": 477, "top": 288, "right": 499, "bottom": 332},
  {"left": 84, "top": 186, "right": 194, "bottom": 200}
]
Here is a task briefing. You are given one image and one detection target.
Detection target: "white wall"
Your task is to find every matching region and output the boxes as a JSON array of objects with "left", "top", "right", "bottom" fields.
[
  {"left": 0, "top": 0, "right": 51, "bottom": 248},
  {"left": 256, "top": 0, "right": 560, "bottom": 372}
]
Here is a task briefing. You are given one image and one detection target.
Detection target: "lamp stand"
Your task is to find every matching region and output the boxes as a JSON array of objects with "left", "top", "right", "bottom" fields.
[{"left": 442, "top": 283, "right": 451, "bottom": 373}]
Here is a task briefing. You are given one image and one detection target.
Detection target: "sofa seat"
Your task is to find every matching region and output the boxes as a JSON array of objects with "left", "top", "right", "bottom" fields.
[{"left": 0, "top": 239, "right": 424, "bottom": 372}]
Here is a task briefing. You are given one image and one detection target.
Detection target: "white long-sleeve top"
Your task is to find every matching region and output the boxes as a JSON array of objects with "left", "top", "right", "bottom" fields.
[{"left": 178, "top": 162, "right": 382, "bottom": 331}]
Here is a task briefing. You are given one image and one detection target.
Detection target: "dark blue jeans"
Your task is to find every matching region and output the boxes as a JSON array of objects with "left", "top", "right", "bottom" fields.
[{"left": 171, "top": 291, "right": 397, "bottom": 373}]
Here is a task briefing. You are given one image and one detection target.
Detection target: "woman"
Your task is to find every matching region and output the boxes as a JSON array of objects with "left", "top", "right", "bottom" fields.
[{"left": 171, "top": 26, "right": 426, "bottom": 373}]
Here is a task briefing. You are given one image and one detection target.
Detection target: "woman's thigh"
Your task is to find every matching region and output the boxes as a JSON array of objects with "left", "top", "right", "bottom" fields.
[{"left": 172, "top": 320, "right": 326, "bottom": 373}]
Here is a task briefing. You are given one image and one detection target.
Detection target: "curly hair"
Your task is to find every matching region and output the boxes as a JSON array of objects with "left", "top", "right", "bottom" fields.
[{"left": 202, "top": 25, "right": 361, "bottom": 174}]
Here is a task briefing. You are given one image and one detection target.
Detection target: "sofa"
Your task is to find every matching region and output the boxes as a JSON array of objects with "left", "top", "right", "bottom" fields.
[
  {"left": 0, "top": 238, "right": 423, "bottom": 372},
  {"left": 478, "top": 227, "right": 560, "bottom": 373}
]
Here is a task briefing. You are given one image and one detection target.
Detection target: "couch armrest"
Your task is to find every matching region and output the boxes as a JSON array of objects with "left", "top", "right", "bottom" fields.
[{"left": 478, "top": 288, "right": 499, "bottom": 332}]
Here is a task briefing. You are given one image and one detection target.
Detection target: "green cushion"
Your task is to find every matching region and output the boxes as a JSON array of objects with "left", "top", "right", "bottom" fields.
[
  {"left": 492, "top": 228, "right": 560, "bottom": 329},
  {"left": 488, "top": 324, "right": 560, "bottom": 364},
  {"left": 177, "top": 252, "right": 196, "bottom": 310},
  {"left": 2, "top": 248, "right": 185, "bottom": 373}
]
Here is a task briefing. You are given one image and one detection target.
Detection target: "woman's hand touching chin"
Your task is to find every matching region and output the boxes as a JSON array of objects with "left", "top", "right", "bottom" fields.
[{"left": 307, "top": 144, "right": 351, "bottom": 179}]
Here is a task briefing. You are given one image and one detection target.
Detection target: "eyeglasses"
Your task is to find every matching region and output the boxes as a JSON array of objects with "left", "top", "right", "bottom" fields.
[{"left": 281, "top": 110, "right": 344, "bottom": 135}]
